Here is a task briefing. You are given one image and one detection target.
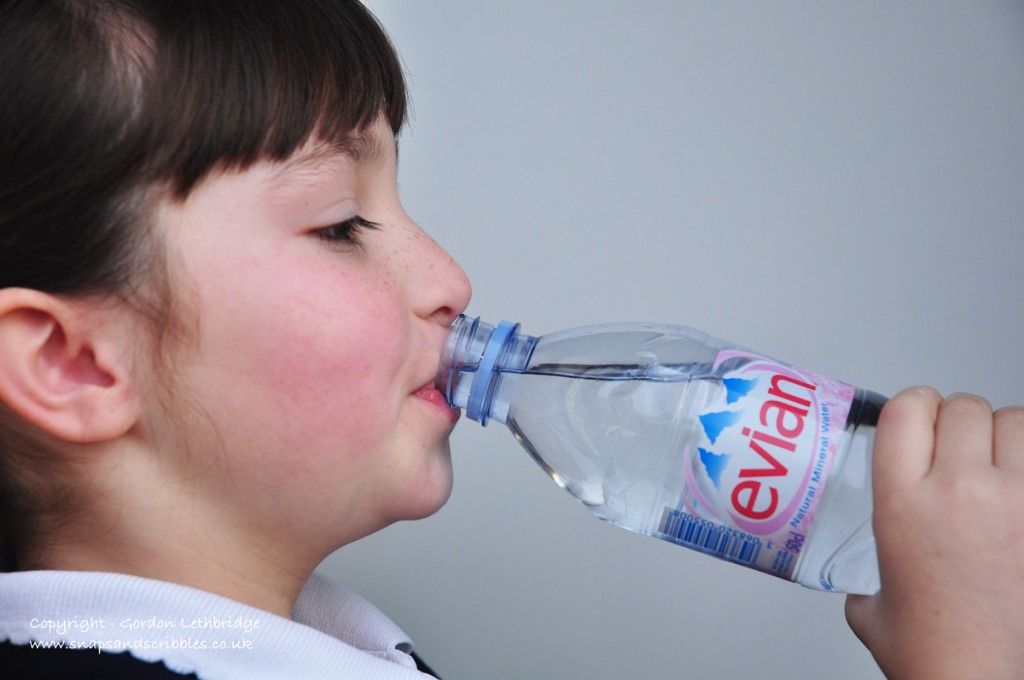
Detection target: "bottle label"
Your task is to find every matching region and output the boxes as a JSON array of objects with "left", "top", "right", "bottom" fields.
[{"left": 659, "top": 350, "right": 855, "bottom": 580}]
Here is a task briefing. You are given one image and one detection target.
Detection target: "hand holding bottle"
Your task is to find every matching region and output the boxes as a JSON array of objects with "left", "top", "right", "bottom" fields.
[{"left": 845, "top": 387, "right": 1024, "bottom": 679}]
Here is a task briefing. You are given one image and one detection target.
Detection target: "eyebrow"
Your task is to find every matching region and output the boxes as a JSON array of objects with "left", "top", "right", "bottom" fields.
[{"left": 271, "top": 131, "right": 395, "bottom": 184}]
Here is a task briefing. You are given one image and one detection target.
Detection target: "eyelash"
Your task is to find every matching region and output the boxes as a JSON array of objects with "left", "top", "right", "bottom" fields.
[{"left": 314, "top": 216, "right": 380, "bottom": 247}]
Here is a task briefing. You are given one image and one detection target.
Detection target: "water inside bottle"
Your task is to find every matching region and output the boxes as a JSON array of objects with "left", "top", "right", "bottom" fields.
[{"left": 498, "top": 361, "right": 883, "bottom": 594}]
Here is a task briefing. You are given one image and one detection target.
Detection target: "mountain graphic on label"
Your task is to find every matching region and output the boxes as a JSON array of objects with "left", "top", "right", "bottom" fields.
[
  {"left": 699, "top": 410, "right": 742, "bottom": 444},
  {"left": 698, "top": 447, "right": 729, "bottom": 488},
  {"left": 723, "top": 377, "right": 757, "bottom": 404},
  {"left": 695, "top": 377, "right": 760, "bottom": 486}
]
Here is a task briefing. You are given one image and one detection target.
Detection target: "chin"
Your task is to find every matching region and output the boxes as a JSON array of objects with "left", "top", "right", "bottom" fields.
[
  {"left": 399, "top": 447, "right": 455, "bottom": 522},
  {"left": 411, "top": 473, "right": 455, "bottom": 521}
]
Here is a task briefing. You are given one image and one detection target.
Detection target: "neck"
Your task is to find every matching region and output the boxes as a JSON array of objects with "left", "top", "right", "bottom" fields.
[
  {"left": 25, "top": 445, "right": 320, "bottom": 620},
  {"left": 35, "top": 531, "right": 309, "bottom": 620}
]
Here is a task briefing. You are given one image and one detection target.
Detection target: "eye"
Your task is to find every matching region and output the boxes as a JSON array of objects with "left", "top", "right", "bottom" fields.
[{"left": 313, "top": 216, "right": 380, "bottom": 248}]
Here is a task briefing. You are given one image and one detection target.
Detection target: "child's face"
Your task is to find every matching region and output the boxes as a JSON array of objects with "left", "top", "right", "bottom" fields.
[{"left": 153, "top": 116, "right": 472, "bottom": 554}]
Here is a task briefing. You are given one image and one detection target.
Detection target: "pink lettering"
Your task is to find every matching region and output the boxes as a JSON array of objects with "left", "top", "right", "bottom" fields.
[
  {"left": 731, "top": 480, "right": 779, "bottom": 520},
  {"left": 739, "top": 428, "right": 788, "bottom": 478},
  {"left": 728, "top": 372, "right": 818, "bottom": 523}
]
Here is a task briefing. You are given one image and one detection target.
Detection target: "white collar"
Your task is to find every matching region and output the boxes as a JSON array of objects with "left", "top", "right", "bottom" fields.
[{"left": 0, "top": 570, "right": 431, "bottom": 679}]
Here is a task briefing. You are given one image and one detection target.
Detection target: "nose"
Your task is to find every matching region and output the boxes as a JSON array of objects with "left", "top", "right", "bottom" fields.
[{"left": 404, "top": 223, "right": 472, "bottom": 327}]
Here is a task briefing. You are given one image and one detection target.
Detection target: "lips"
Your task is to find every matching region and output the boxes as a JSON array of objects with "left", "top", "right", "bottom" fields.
[{"left": 413, "top": 382, "right": 460, "bottom": 421}]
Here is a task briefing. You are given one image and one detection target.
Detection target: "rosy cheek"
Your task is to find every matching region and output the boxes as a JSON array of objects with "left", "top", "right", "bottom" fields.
[
  {"left": 252, "top": 320, "right": 404, "bottom": 457},
  {"left": 194, "top": 249, "right": 407, "bottom": 455}
]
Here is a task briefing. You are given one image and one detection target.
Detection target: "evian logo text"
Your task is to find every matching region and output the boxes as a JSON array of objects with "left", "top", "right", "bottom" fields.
[
  {"left": 730, "top": 374, "right": 816, "bottom": 521},
  {"left": 696, "top": 358, "right": 822, "bottom": 535}
]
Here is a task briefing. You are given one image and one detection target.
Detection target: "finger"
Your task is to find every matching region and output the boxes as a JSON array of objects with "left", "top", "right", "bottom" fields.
[
  {"left": 872, "top": 386, "right": 942, "bottom": 501},
  {"left": 994, "top": 405, "right": 1024, "bottom": 470},
  {"left": 932, "top": 392, "right": 994, "bottom": 470}
]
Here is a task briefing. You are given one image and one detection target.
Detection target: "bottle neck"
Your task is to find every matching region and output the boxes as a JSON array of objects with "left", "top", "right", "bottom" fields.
[{"left": 435, "top": 315, "right": 536, "bottom": 425}]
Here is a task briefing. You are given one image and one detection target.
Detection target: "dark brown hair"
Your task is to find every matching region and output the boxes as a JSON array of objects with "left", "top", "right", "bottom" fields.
[{"left": 0, "top": 0, "right": 408, "bottom": 569}]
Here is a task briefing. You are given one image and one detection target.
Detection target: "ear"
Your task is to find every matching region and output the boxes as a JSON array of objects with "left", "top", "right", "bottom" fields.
[{"left": 0, "top": 288, "right": 141, "bottom": 443}]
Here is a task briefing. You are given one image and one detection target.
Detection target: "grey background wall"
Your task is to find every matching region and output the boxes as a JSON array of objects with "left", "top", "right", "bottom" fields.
[{"left": 326, "top": 2, "right": 1024, "bottom": 678}]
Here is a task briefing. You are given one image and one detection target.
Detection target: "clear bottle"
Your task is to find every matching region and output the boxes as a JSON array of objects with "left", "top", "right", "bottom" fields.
[{"left": 436, "top": 315, "right": 887, "bottom": 594}]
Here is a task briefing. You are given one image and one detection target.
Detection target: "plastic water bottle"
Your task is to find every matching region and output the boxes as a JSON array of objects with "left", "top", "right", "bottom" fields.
[{"left": 436, "top": 315, "right": 887, "bottom": 594}]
